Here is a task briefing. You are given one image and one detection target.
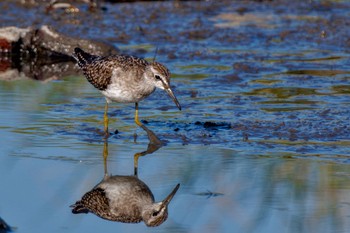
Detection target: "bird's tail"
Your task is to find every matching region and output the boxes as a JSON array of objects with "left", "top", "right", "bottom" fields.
[
  {"left": 70, "top": 201, "right": 90, "bottom": 214},
  {"left": 73, "top": 47, "right": 99, "bottom": 67}
]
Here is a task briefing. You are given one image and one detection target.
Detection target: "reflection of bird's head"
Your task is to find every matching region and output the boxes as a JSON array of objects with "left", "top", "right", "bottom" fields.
[
  {"left": 142, "top": 184, "right": 180, "bottom": 227},
  {"left": 145, "top": 62, "right": 181, "bottom": 111},
  {"left": 142, "top": 202, "right": 169, "bottom": 227}
]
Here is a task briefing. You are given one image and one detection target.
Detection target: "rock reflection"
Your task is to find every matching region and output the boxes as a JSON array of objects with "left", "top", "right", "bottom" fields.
[
  {"left": 0, "top": 58, "right": 78, "bottom": 81},
  {"left": 71, "top": 125, "right": 180, "bottom": 227}
]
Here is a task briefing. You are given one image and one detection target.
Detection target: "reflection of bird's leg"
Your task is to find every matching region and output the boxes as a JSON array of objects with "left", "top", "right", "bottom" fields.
[
  {"left": 134, "top": 102, "right": 143, "bottom": 127},
  {"left": 133, "top": 151, "right": 148, "bottom": 176},
  {"left": 104, "top": 100, "right": 109, "bottom": 138},
  {"left": 103, "top": 139, "right": 109, "bottom": 176},
  {"left": 134, "top": 152, "right": 142, "bottom": 176},
  {"left": 140, "top": 124, "right": 163, "bottom": 148},
  {"left": 133, "top": 125, "right": 164, "bottom": 176}
]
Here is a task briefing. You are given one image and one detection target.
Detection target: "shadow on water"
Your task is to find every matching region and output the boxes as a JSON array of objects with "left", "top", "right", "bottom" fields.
[{"left": 70, "top": 124, "right": 180, "bottom": 227}]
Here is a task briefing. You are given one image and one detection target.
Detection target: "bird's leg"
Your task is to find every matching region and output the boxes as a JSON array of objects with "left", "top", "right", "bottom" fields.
[
  {"left": 134, "top": 102, "right": 143, "bottom": 127},
  {"left": 104, "top": 101, "right": 109, "bottom": 138}
]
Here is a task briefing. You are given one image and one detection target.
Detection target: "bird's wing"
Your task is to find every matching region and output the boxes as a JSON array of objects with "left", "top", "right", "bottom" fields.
[
  {"left": 82, "top": 55, "right": 148, "bottom": 91},
  {"left": 71, "top": 188, "right": 110, "bottom": 216},
  {"left": 82, "top": 58, "right": 116, "bottom": 91}
]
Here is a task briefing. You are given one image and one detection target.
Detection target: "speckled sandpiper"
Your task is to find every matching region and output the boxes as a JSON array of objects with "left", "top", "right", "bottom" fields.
[
  {"left": 73, "top": 47, "right": 181, "bottom": 136},
  {"left": 71, "top": 176, "right": 180, "bottom": 227}
]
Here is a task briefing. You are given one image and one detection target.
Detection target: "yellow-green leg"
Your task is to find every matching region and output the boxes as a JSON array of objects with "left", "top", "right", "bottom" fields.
[
  {"left": 135, "top": 102, "right": 143, "bottom": 127},
  {"left": 104, "top": 101, "right": 109, "bottom": 137}
]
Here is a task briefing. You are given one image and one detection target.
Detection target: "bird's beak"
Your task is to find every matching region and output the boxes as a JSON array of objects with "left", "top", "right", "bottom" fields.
[
  {"left": 165, "top": 88, "right": 181, "bottom": 111},
  {"left": 161, "top": 183, "right": 180, "bottom": 207}
]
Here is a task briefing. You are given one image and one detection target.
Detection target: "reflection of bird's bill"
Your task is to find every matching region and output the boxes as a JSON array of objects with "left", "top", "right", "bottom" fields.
[
  {"left": 165, "top": 88, "right": 181, "bottom": 111},
  {"left": 161, "top": 183, "right": 180, "bottom": 207}
]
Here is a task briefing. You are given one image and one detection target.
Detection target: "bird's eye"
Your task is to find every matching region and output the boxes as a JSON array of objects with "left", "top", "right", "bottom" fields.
[
  {"left": 155, "top": 75, "right": 161, "bottom": 80},
  {"left": 152, "top": 211, "right": 159, "bottom": 217}
]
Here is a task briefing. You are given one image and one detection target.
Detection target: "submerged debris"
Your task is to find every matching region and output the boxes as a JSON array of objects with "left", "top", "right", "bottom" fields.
[{"left": 195, "top": 190, "right": 224, "bottom": 199}]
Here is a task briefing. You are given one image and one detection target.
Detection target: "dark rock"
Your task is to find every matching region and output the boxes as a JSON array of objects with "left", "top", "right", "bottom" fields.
[
  {"left": 0, "top": 25, "right": 116, "bottom": 59},
  {"left": 0, "top": 25, "right": 118, "bottom": 80}
]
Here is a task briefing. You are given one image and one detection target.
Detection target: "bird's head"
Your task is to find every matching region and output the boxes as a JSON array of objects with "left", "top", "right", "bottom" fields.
[
  {"left": 145, "top": 62, "right": 181, "bottom": 111},
  {"left": 142, "top": 184, "right": 180, "bottom": 227}
]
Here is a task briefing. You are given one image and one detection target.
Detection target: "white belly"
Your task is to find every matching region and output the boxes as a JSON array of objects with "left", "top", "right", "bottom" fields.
[{"left": 101, "top": 84, "right": 155, "bottom": 103}]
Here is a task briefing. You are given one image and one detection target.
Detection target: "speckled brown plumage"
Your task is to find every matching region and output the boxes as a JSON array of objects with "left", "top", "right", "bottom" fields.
[
  {"left": 74, "top": 47, "right": 150, "bottom": 91},
  {"left": 71, "top": 188, "right": 110, "bottom": 215}
]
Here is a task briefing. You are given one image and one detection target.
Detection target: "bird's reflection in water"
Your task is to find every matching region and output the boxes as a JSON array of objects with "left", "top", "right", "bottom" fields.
[{"left": 71, "top": 125, "right": 180, "bottom": 227}]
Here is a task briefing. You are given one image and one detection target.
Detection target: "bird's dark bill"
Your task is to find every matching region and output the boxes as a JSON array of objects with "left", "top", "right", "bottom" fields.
[
  {"left": 162, "top": 183, "right": 180, "bottom": 207},
  {"left": 165, "top": 88, "right": 181, "bottom": 111}
]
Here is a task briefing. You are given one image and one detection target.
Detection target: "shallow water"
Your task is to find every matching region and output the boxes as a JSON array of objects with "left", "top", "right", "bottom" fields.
[{"left": 1, "top": 1, "right": 350, "bottom": 233}]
